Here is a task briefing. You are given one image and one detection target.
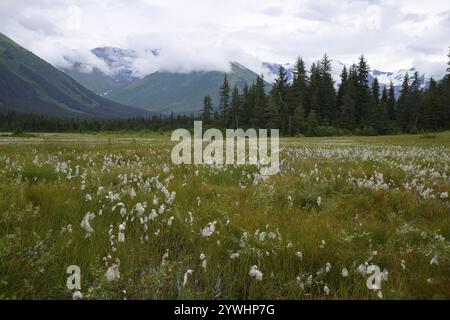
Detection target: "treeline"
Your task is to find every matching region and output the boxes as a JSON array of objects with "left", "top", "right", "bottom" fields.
[
  {"left": 0, "top": 112, "right": 194, "bottom": 133},
  {"left": 1, "top": 51, "right": 449, "bottom": 136},
  {"left": 203, "top": 50, "right": 450, "bottom": 136}
]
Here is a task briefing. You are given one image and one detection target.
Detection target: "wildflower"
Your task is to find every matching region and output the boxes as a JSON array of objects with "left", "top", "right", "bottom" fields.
[
  {"left": 97, "top": 186, "right": 105, "bottom": 195},
  {"left": 120, "top": 207, "right": 127, "bottom": 217},
  {"left": 317, "top": 196, "right": 322, "bottom": 206},
  {"left": 161, "top": 250, "right": 169, "bottom": 266},
  {"left": 200, "top": 253, "right": 206, "bottom": 260},
  {"left": 105, "top": 264, "right": 120, "bottom": 282},
  {"left": 258, "top": 231, "right": 266, "bottom": 241},
  {"left": 112, "top": 202, "right": 125, "bottom": 212},
  {"left": 153, "top": 198, "right": 159, "bottom": 206},
  {"left": 85, "top": 194, "right": 92, "bottom": 202},
  {"left": 183, "top": 269, "right": 194, "bottom": 287},
  {"left": 167, "top": 216, "right": 174, "bottom": 226},
  {"left": 80, "top": 212, "right": 95, "bottom": 237},
  {"left": 118, "top": 222, "right": 126, "bottom": 243},
  {"left": 72, "top": 291, "right": 83, "bottom": 300},
  {"left": 357, "top": 264, "right": 367, "bottom": 275},
  {"left": 295, "top": 252, "right": 303, "bottom": 260},
  {"left": 440, "top": 192, "right": 448, "bottom": 199},
  {"left": 323, "top": 285, "right": 330, "bottom": 295},
  {"left": 135, "top": 203, "right": 145, "bottom": 216},
  {"left": 129, "top": 187, "right": 136, "bottom": 199},
  {"left": 185, "top": 212, "right": 194, "bottom": 225},
  {"left": 159, "top": 204, "right": 165, "bottom": 215},
  {"left": 400, "top": 259, "right": 406, "bottom": 270},
  {"left": 149, "top": 209, "right": 158, "bottom": 221},
  {"left": 325, "top": 262, "right": 331, "bottom": 273},
  {"left": 249, "top": 265, "right": 263, "bottom": 281},
  {"left": 202, "top": 221, "right": 217, "bottom": 237},
  {"left": 342, "top": 268, "right": 349, "bottom": 277},
  {"left": 377, "top": 290, "right": 383, "bottom": 299},
  {"left": 166, "top": 191, "right": 176, "bottom": 205},
  {"left": 381, "top": 269, "right": 389, "bottom": 281},
  {"left": 430, "top": 256, "right": 439, "bottom": 265},
  {"left": 230, "top": 252, "right": 240, "bottom": 259},
  {"left": 320, "top": 239, "right": 326, "bottom": 248}
]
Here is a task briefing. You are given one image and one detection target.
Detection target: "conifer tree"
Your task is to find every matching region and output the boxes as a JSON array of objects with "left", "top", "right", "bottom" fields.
[
  {"left": 270, "top": 65, "right": 289, "bottom": 133},
  {"left": 356, "top": 55, "right": 371, "bottom": 126},
  {"left": 254, "top": 75, "right": 267, "bottom": 128},
  {"left": 307, "top": 62, "right": 321, "bottom": 118},
  {"left": 218, "top": 75, "right": 231, "bottom": 126},
  {"left": 318, "top": 54, "right": 336, "bottom": 125},
  {"left": 201, "top": 95, "right": 213, "bottom": 124},
  {"left": 387, "top": 82, "right": 396, "bottom": 122},
  {"left": 230, "top": 86, "right": 241, "bottom": 129}
]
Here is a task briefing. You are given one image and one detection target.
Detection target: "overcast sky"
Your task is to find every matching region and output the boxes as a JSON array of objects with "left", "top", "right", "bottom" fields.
[{"left": 1, "top": 0, "right": 449, "bottom": 77}]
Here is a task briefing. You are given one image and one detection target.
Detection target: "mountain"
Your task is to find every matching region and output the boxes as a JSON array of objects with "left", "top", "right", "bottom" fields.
[
  {"left": 0, "top": 33, "right": 152, "bottom": 118},
  {"left": 106, "top": 62, "right": 268, "bottom": 114},
  {"left": 262, "top": 61, "right": 441, "bottom": 98},
  {"left": 62, "top": 47, "right": 143, "bottom": 96}
]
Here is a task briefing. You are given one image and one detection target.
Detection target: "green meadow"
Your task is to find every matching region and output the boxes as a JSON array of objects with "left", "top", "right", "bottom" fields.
[{"left": 0, "top": 132, "right": 449, "bottom": 299}]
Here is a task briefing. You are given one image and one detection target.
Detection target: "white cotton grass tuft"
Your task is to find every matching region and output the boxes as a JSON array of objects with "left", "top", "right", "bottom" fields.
[
  {"left": 149, "top": 209, "right": 158, "bottom": 221},
  {"left": 105, "top": 264, "right": 120, "bottom": 282},
  {"left": 295, "top": 252, "right": 303, "bottom": 260},
  {"left": 118, "top": 222, "right": 126, "bottom": 243},
  {"left": 72, "top": 290, "right": 83, "bottom": 300},
  {"left": 202, "top": 221, "right": 217, "bottom": 237},
  {"left": 430, "top": 255, "right": 439, "bottom": 265},
  {"left": 377, "top": 290, "right": 383, "bottom": 299},
  {"left": 183, "top": 269, "right": 194, "bottom": 287},
  {"left": 323, "top": 285, "right": 330, "bottom": 296},
  {"left": 230, "top": 252, "right": 240, "bottom": 259},
  {"left": 249, "top": 265, "right": 263, "bottom": 281},
  {"left": 317, "top": 196, "right": 322, "bottom": 206},
  {"left": 319, "top": 239, "right": 326, "bottom": 248},
  {"left": 400, "top": 259, "right": 406, "bottom": 270},
  {"left": 342, "top": 268, "right": 349, "bottom": 277},
  {"left": 135, "top": 202, "right": 145, "bottom": 216},
  {"left": 80, "top": 212, "right": 95, "bottom": 237}
]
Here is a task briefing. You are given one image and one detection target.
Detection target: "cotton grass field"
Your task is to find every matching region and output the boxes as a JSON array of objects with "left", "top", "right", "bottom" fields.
[{"left": 0, "top": 132, "right": 449, "bottom": 300}]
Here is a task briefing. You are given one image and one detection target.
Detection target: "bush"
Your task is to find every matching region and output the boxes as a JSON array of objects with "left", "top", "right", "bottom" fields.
[
  {"left": 354, "top": 127, "right": 377, "bottom": 136},
  {"left": 305, "top": 126, "right": 349, "bottom": 137}
]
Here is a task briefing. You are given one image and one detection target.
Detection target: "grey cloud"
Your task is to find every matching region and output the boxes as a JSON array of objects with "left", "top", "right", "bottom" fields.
[{"left": 0, "top": 0, "right": 449, "bottom": 78}]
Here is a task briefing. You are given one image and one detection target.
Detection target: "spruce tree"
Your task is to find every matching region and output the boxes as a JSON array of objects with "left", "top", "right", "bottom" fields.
[
  {"left": 292, "top": 103, "right": 306, "bottom": 135},
  {"left": 337, "top": 66, "right": 357, "bottom": 130},
  {"left": 397, "top": 73, "right": 410, "bottom": 131},
  {"left": 264, "top": 93, "right": 280, "bottom": 130},
  {"left": 307, "top": 62, "right": 320, "bottom": 119},
  {"left": 254, "top": 75, "right": 267, "bottom": 128},
  {"left": 337, "top": 65, "right": 348, "bottom": 109},
  {"left": 288, "top": 57, "right": 308, "bottom": 133},
  {"left": 318, "top": 54, "right": 336, "bottom": 125},
  {"left": 270, "top": 65, "right": 289, "bottom": 133},
  {"left": 387, "top": 82, "right": 396, "bottom": 122},
  {"left": 218, "top": 75, "right": 231, "bottom": 126},
  {"left": 230, "top": 86, "right": 241, "bottom": 129},
  {"left": 356, "top": 55, "right": 371, "bottom": 127},
  {"left": 201, "top": 95, "right": 213, "bottom": 124}
]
